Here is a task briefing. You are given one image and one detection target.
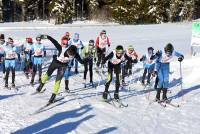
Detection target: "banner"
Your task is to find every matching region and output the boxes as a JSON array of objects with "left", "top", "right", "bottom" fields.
[{"left": 191, "top": 21, "right": 200, "bottom": 46}]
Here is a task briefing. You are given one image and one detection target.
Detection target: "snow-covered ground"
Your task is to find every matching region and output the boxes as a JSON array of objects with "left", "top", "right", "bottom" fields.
[{"left": 0, "top": 22, "right": 200, "bottom": 134}]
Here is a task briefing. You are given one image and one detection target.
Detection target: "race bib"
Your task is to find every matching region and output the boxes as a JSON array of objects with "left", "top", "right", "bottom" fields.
[
  {"left": 35, "top": 48, "right": 42, "bottom": 56},
  {"left": 161, "top": 55, "right": 172, "bottom": 63}
]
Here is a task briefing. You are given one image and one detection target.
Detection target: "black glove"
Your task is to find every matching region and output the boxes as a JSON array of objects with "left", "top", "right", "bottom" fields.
[
  {"left": 152, "top": 71, "right": 157, "bottom": 77},
  {"left": 178, "top": 55, "right": 184, "bottom": 62},
  {"left": 155, "top": 50, "right": 161, "bottom": 57},
  {"left": 140, "top": 57, "right": 144, "bottom": 62},
  {"left": 132, "top": 59, "right": 138, "bottom": 63}
]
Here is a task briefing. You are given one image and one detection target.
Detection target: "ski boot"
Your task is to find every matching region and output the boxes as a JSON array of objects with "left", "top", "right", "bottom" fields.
[
  {"left": 102, "top": 91, "right": 108, "bottom": 100},
  {"left": 114, "top": 92, "right": 119, "bottom": 100},
  {"left": 162, "top": 89, "right": 168, "bottom": 102},
  {"left": 30, "top": 80, "right": 34, "bottom": 86},
  {"left": 90, "top": 80, "right": 94, "bottom": 87},
  {"left": 155, "top": 89, "right": 161, "bottom": 102},
  {"left": 36, "top": 83, "right": 44, "bottom": 92},
  {"left": 5, "top": 83, "right": 8, "bottom": 88},
  {"left": 65, "top": 80, "right": 70, "bottom": 93},
  {"left": 48, "top": 93, "right": 56, "bottom": 104},
  {"left": 11, "top": 83, "right": 15, "bottom": 88}
]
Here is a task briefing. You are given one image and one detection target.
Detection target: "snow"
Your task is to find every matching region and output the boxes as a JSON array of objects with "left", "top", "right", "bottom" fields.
[{"left": 0, "top": 22, "right": 200, "bottom": 134}]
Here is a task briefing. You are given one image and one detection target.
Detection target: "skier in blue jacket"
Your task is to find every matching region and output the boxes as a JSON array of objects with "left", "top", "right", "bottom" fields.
[
  {"left": 68, "top": 33, "right": 84, "bottom": 74},
  {"left": 0, "top": 34, "right": 6, "bottom": 78},
  {"left": 30, "top": 35, "right": 46, "bottom": 85},
  {"left": 153, "top": 43, "right": 184, "bottom": 101},
  {"left": 140, "top": 47, "right": 155, "bottom": 85},
  {"left": 23, "top": 37, "right": 33, "bottom": 78},
  {"left": 3, "top": 37, "right": 18, "bottom": 88}
]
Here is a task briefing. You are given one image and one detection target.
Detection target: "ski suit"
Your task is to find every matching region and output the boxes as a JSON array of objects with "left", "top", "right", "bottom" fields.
[{"left": 95, "top": 34, "right": 110, "bottom": 68}]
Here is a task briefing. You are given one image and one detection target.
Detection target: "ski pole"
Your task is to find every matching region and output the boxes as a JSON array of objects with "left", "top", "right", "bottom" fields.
[{"left": 179, "top": 61, "right": 184, "bottom": 101}]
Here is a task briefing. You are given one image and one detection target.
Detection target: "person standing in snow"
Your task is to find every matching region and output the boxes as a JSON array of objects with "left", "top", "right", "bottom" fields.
[
  {"left": 95, "top": 30, "right": 110, "bottom": 70},
  {"left": 22, "top": 37, "right": 33, "bottom": 79},
  {"left": 140, "top": 47, "right": 155, "bottom": 86},
  {"left": 153, "top": 43, "right": 184, "bottom": 101},
  {"left": 3, "top": 37, "right": 18, "bottom": 88},
  {"left": 35, "top": 35, "right": 84, "bottom": 104},
  {"left": 0, "top": 34, "right": 6, "bottom": 79},
  {"left": 30, "top": 35, "right": 46, "bottom": 85},
  {"left": 68, "top": 33, "right": 84, "bottom": 74},
  {"left": 122, "top": 45, "right": 138, "bottom": 85},
  {"left": 102, "top": 45, "right": 134, "bottom": 100},
  {"left": 81, "top": 39, "right": 97, "bottom": 87}
]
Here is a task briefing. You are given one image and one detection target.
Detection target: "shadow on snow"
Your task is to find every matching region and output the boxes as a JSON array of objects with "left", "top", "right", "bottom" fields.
[{"left": 13, "top": 104, "right": 94, "bottom": 134}]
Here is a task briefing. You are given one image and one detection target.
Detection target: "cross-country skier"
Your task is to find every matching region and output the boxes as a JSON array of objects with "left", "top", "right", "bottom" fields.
[
  {"left": 35, "top": 35, "right": 84, "bottom": 104},
  {"left": 81, "top": 39, "right": 97, "bottom": 87},
  {"left": 102, "top": 45, "right": 134, "bottom": 100},
  {"left": 68, "top": 33, "right": 84, "bottom": 74},
  {"left": 153, "top": 43, "right": 184, "bottom": 101},
  {"left": 95, "top": 30, "right": 110, "bottom": 70},
  {"left": 140, "top": 47, "right": 155, "bottom": 85},
  {"left": 22, "top": 37, "right": 33, "bottom": 78},
  {"left": 30, "top": 35, "right": 46, "bottom": 85},
  {"left": 0, "top": 34, "right": 6, "bottom": 78},
  {"left": 122, "top": 45, "right": 138, "bottom": 85},
  {"left": 3, "top": 37, "right": 17, "bottom": 88}
]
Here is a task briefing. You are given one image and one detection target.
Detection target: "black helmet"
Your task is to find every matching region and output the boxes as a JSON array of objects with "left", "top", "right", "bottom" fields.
[
  {"left": 148, "top": 47, "right": 154, "bottom": 51},
  {"left": 101, "top": 30, "right": 106, "bottom": 34},
  {"left": 67, "top": 45, "right": 77, "bottom": 57},
  {"left": 164, "top": 43, "right": 174, "bottom": 54},
  {"left": 116, "top": 45, "right": 124, "bottom": 53},
  {"left": 89, "top": 39, "right": 94, "bottom": 45}
]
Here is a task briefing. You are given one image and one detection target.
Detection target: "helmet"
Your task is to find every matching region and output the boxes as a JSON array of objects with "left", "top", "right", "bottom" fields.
[
  {"left": 164, "top": 43, "right": 174, "bottom": 54},
  {"left": 128, "top": 45, "right": 134, "bottom": 51},
  {"left": 67, "top": 45, "right": 77, "bottom": 57},
  {"left": 89, "top": 39, "right": 94, "bottom": 45},
  {"left": 100, "top": 30, "right": 106, "bottom": 35},
  {"left": 0, "top": 34, "right": 5, "bottom": 40},
  {"left": 26, "top": 37, "right": 33, "bottom": 44},
  {"left": 116, "top": 45, "right": 124, "bottom": 53}
]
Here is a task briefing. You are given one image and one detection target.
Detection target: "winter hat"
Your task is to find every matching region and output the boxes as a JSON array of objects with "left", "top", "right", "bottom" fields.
[
  {"left": 26, "top": 37, "right": 33, "bottom": 44},
  {"left": 116, "top": 45, "right": 124, "bottom": 53},
  {"left": 0, "top": 34, "right": 5, "bottom": 40},
  {"left": 164, "top": 43, "right": 174, "bottom": 54},
  {"left": 67, "top": 45, "right": 77, "bottom": 57},
  {"left": 89, "top": 39, "right": 94, "bottom": 45},
  {"left": 128, "top": 45, "right": 134, "bottom": 51},
  {"left": 147, "top": 47, "right": 154, "bottom": 51}
]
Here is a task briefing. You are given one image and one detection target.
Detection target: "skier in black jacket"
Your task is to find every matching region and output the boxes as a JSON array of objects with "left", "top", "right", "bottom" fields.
[
  {"left": 102, "top": 45, "right": 137, "bottom": 100},
  {"left": 35, "top": 35, "right": 84, "bottom": 104}
]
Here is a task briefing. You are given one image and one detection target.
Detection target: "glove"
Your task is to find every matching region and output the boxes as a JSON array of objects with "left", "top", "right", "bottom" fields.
[
  {"left": 133, "top": 59, "right": 138, "bottom": 64},
  {"left": 155, "top": 50, "right": 161, "bottom": 57},
  {"left": 152, "top": 71, "right": 157, "bottom": 77},
  {"left": 140, "top": 57, "right": 144, "bottom": 62},
  {"left": 178, "top": 55, "right": 184, "bottom": 62}
]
